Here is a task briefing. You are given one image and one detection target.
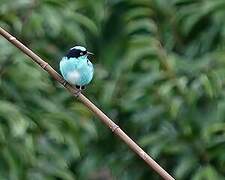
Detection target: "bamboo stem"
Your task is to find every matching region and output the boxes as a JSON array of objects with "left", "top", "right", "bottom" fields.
[{"left": 0, "top": 27, "right": 175, "bottom": 180}]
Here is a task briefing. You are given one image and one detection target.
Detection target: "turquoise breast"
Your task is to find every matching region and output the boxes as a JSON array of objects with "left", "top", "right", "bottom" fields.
[{"left": 60, "top": 56, "right": 94, "bottom": 86}]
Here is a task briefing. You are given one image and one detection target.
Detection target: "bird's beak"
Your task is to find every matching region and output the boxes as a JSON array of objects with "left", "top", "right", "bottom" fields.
[{"left": 87, "top": 51, "right": 94, "bottom": 56}]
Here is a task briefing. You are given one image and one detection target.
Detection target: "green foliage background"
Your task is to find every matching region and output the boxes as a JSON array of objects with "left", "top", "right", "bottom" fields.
[{"left": 0, "top": 0, "right": 225, "bottom": 179}]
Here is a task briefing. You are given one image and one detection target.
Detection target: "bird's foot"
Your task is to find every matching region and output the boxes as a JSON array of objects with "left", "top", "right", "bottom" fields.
[
  {"left": 73, "top": 85, "right": 83, "bottom": 98},
  {"left": 73, "top": 89, "right": 81, "bottom": 98},
  {"left": 75, "top": 85, "right": 81, "bottom": 89},
  {"left": 75, "top": 85, "right": 85, "bottom": 90}
]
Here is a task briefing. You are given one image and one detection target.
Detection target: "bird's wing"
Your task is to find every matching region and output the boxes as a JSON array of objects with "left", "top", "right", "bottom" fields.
[
  {"left": 60, "top": 57, "right": 82, "bottom": 85},
  {"left": 60, "top": 57, "right": 78, "bottom": 76}
]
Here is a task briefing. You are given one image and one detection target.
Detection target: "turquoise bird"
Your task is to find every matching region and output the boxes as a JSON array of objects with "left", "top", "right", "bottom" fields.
[{"left": 60, "top": 46, "right": 94, "bottom": 91}]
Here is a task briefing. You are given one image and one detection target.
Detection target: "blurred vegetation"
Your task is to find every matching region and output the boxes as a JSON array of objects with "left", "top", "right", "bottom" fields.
[{"left": 0, "top": 0, "right": 225, "bottom": 179}]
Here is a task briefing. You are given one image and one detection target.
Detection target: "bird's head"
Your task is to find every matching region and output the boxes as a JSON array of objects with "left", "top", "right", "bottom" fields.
[{"left": 66, "top": 46, "right": 93, "bottom": 59}]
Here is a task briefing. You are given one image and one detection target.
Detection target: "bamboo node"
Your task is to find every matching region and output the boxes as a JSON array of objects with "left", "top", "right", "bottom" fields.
[
  {"left": 9, "top": 36, "right": 16, "bottom": 41},
  {"left": 110, "top": 124, "right": 119, "bottom": 132},
  {"left": 41, "top": 62, "right": 49, "bottom": 69}
]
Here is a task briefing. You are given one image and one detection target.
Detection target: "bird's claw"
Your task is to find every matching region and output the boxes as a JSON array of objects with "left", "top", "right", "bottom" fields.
[
  {"left": 61, "top": 81, "right": 82, "bottom": 97},
  {"left": 74, "top": 89, "right": 81, "bottom": 98}
]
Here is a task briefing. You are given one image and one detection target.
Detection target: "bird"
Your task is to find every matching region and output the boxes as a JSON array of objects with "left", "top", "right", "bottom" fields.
[{"left": 60, "top": 46, "right": 94, "bottom": 94}]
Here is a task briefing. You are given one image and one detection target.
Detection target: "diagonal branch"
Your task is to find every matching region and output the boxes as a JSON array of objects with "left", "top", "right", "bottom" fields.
[{"left": 0, "top": 27, "right": 175, "bottom": 180}]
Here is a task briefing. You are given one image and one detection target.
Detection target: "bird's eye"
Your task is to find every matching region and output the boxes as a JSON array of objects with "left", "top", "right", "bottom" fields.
[{"left": 80, "top": 52, "right": 83, "bottom": 55}]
